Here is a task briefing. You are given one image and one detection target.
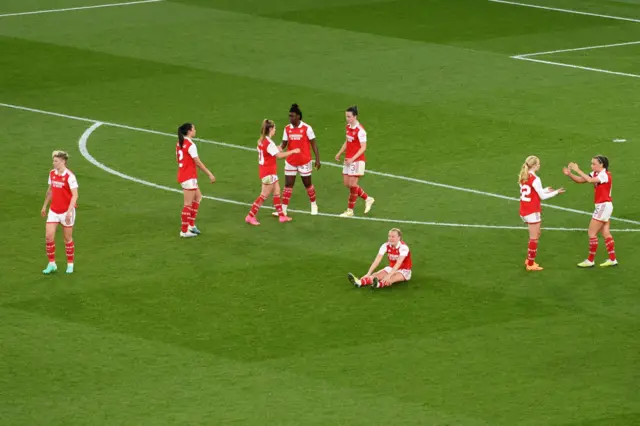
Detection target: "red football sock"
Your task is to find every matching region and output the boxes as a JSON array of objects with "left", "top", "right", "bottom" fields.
[
  {"left": 249, "top": 195, "right": 266, "bottom": 217},
  {"left": 527, "top": 239, "right": 539, "bottom": 266},
  {"left": 274, "top": 195, "right": 284, "bottom": 217},
  {"left": 360, "top": 276, "right": 373, "bottom": 286},
  {"left": 189, "top": 201, "right": 200, "bottom": 227},
  {"left": 588, "top": 237, "right": 598, "bottom": 262},
  {"left": 282, "top": 187, "right": 293, "bottom": 206},
  {"left": 356, "top": 186, "right": 368, "bottom": 200},
  {"left": 605, "top": 237, "right": 616, "bottom": 261},
  {"left": 65, "top": 241, "right": 75, "bottom": 264},
  {"left": 306, "top": 185, "right": 317, "bottom": 203},
  {"left": 348, "top": 187, "right": 358, "bottom": 210},
  {"left": 181, "top": 206, "right": 191, "bottom": 233},
  {"left": 46, "top": 241, "right": 55, "bottom": 263}
]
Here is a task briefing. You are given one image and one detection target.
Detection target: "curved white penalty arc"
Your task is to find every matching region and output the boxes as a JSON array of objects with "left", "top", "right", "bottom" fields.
[{"left": 78, "top": 123, "right": 640, "bottom": 232}]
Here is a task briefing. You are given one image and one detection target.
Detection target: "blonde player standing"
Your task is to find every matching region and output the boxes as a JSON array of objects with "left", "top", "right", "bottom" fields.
[
  {"left": 564, "top": 155, "right": 618, "bottom": 268},
  {"left": 335, "top": 106, "right": 375, "bottom": 217},
  {"left": 246, "top": 119, "right": 299, "bottom": 225},
  {"left": 176, "top": 123, "right": 216, "bottom": 238},
  {"left": 41, "top": 151, "right": 79, "bottom": 274},
  {"left": 518, "top": 156, "right": 564, "bottom": 271},
  {"left": 348, "top": 228, "right": 412, "bottom": 289}
]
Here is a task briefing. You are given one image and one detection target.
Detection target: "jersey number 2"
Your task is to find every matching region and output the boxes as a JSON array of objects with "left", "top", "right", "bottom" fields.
[
  {"left": 177, "top": 150, "right": 184, "bottom": 168},
  {"left": 520, "top": 184, "right": 532, "bottom": 202}
]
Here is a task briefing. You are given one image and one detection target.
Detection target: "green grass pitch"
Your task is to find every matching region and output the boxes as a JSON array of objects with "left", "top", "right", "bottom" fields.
[{"left": 1, "top": 0, "right": 639, "bottom": 424}]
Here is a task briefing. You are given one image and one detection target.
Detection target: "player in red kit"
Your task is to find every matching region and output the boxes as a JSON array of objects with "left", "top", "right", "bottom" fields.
[
  {"left": 335, "top": 105, "right": 375, "bottom": 217},
  {"left": 176, "top": 123, "right": 216, "bottom": 238},
  {"left": 41, "top": 151, "right": 79, "bottom": 274},
  {"left": 274, "top": 103, "right": 320, "bottom": 217},
  {"left": 246, "top": 119, "right": 300, "bottom": 225},
  {"left": 563, "top": 155, "right": 618, "bottom": 268},
  {"left": 518, "top": 156, "right": 565, "bottom": 271},
  {"left": 347, "top": 228, "right": 412, "bottom": 289}
]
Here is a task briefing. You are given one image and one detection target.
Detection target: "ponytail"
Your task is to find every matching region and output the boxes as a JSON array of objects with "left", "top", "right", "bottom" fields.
[
  {"left": 519, "top": 155, "right": 539, "bottom": 184},
  {"left": 259, "top": 119, "right": 275, "bottom": 144},
  {"left": 177, "top": 123, "right": 193, "bottom": 148}
]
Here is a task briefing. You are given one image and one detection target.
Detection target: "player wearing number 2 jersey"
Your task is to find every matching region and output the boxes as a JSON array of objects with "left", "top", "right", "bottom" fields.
[
  {"left": 41, "top": 151, "right": 79, "bottom": 275},
  {"left": 245, "top": 119, "right": 300, "bottom": 226},
  {"left": 564, "top": 155, "right": 618, "bottom": 268},
  {"left": 176, "top": 123, "right": 216, "bottom": 238},
  {"left": 519, "top": 156, "right": 565, "bottom": 271}
]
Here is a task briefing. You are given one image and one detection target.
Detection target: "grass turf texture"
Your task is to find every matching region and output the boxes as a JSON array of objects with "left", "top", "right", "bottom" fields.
[{"left": 1, "top": 0, "right": 640, "bottom": 424}]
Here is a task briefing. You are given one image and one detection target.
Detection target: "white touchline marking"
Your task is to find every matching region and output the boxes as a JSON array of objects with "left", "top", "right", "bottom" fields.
[
  {"left": 78, "top": 122, "right": 640, "bottom": 232},
  {"left": 613, "top": 139, "right": 627, "bottom": 143},
  {"left": 513, "top": 41, "right": 640, "bottom": 58},
  {"left": 3, "top": 101, "right": 639, "bottom": 227},
  {"left": 0, "top": 0, "right": 163, "bottom": 18},
  {"left": 488, "top": 0, "right": 640, "bottom": 24},
  {"left": 512, "top": 57, "right": 640, "bottom": 79}
]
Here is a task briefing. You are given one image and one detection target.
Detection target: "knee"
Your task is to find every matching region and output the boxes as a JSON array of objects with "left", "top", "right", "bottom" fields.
[
  {"left": 64, "top": 236, "right": 73, "bottom": 244},
  {"left": 45, "top": 234, "right": 55, "bottom": 243}
]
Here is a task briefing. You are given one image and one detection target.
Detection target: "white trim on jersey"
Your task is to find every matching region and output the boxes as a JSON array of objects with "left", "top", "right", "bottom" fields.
[
  {"left": 529, "top": 172, "right": 557, "bottom": 200},
  {"left": 266, "top": 138, "right": 279, "bottom": 156},
  {"left": 283, "top": 121, "right": 316, "bottom": 140}
]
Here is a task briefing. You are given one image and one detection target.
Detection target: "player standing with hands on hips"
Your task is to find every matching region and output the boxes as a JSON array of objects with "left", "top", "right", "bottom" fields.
[{"left": 41, "top": 151, "right": 79, "bottom": 275}]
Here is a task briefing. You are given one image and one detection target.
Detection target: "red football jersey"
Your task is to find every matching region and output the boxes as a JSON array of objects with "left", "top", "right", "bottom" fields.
[
  {"left": 519, "top": 173, "right": 542, "bottom": 216},
  {"left": 283, "top": 121, "right": 315, "bottom": 166},
  {"left": 345, "top": 122, "right": 367, "bottom": 162},
  {"left": 378, "top": 241, "right": 412, "bottom": 270},
  {"left": 176, "top": 137, "right": 198, "bottom": 183},
  {"left": 258, "top": 137, "right": 279, "bottom": 179},
  {"left": 48, "top": 169, "right": 78, "bottom": 214},
  {"left": 591, "top": 170, "right": 612, "bottom": 204}
]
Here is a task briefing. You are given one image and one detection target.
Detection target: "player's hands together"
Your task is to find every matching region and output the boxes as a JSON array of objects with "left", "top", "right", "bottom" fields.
[
  {"left": 568, "top": 162, "right": 579, "bottom": 171},
  {"left": 562, "top": 167, "right": 571, "bottom": 176},
  {"left": 293, "top": 148, "right": 301, "bottom": 154}
]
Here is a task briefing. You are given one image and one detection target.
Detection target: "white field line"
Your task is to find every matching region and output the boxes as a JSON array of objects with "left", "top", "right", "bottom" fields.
[
  {"left": 0, "top": 0, "right": 163, "bottom": 18},
  {"left": 3, "top": 101, "right": 640, "bottom": 227},
  {"left": 488, "top": 0, "right": 640, "bottom": 24},
  {"left": 513, "top": 40, "right": 640, "bottom": 58},
  {"left": 513, "top": 56, "right": 640, "bottom": 79},
  {"left": 79, "top": 123, "right": 640, "bottom": 232}
]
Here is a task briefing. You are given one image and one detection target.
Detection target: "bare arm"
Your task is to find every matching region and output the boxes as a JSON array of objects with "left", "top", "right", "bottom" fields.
[
  {"left": 195, "top": 157, "right": 216, "bottom": 183},
  {"left": 386, "top": 255, "right": 407, "bottom": 276},
  {"left": 563, "top": 165, "right": 588, "bottom": 183},
  {"left": 310, "top": 139, "right": 321, "bottom": 169},
  {"left": 335, "top": 141, "right": 347, "bottom": 161},
  {"left": 365, "top": 254, "right": 384, "bottom": 277},
  {"left": 280, "top": 139, "right": 288, "bottom": 150},
  {"left": 41, "top": 186, "right": 52, "bottom": 216},
  {"left": 276, "top": 148, "right": 299, "bottom": 159},
  {"left": 569, "top": 163, "right": 601, "bottom": 183}
]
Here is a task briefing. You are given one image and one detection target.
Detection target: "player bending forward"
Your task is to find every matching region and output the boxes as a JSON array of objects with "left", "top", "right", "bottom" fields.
[
  {"left": 246, "top": 119, "right": 300, "bottom": 225},
  {"left": 563, "top": 155, "right": 618, "bottom": 268},
  {"left": 519, "top": 155, "right": 564, "bottom": 271},
  {"left": 176, "top": 123, "right": 216, "bottom": 238},
  {"left": 348, "top": 228, "right": 412, "bottom": 289},
  {"left": 41, "top": 151, "right": 79, "bottom": 274}
]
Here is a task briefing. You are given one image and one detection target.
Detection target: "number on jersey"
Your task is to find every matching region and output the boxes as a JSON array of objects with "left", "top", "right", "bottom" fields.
[
  {"left": 257, "top": 147, "right": 264, "bottom": 165},
  {"left": 177, "top": 150, "right": 184, "bottom": 168},
  {"left": 520, "top": 184, "right": 532, "bottom": 202}
]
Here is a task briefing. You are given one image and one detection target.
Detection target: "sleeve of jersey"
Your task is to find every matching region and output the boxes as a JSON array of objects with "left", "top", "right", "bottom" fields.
[
  {"left": 358, "top": 128, "right": 367, "bottom": 143},
  {"left": 307, "top": 126, "right": 316, "bottom": 140},
  {"left": 266, "top": 142, "right": 279, "bottom": 156},
  {"left": 532, "top": 177, "right": 557, "bottom": 200},
  {"left": 282, "top": 129, "right": 288, "bottom": 141},
  {"left": 597, "top": 173, "right": 609, "bottom": 184},
  {"left": 68, "top": 174, "right": 79, "bottom": 189},
  {"left": 399, "top": 245, "right": 410, "bottom": 257},
  {"left": 187, "top": 143, "right": 199, "bottom": 158},
  {"left": 48, "top": 174, "right": 52, "bottom": 185},
  {"left": 378, "top": 244, "right": 387, "bottom": 256}
]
